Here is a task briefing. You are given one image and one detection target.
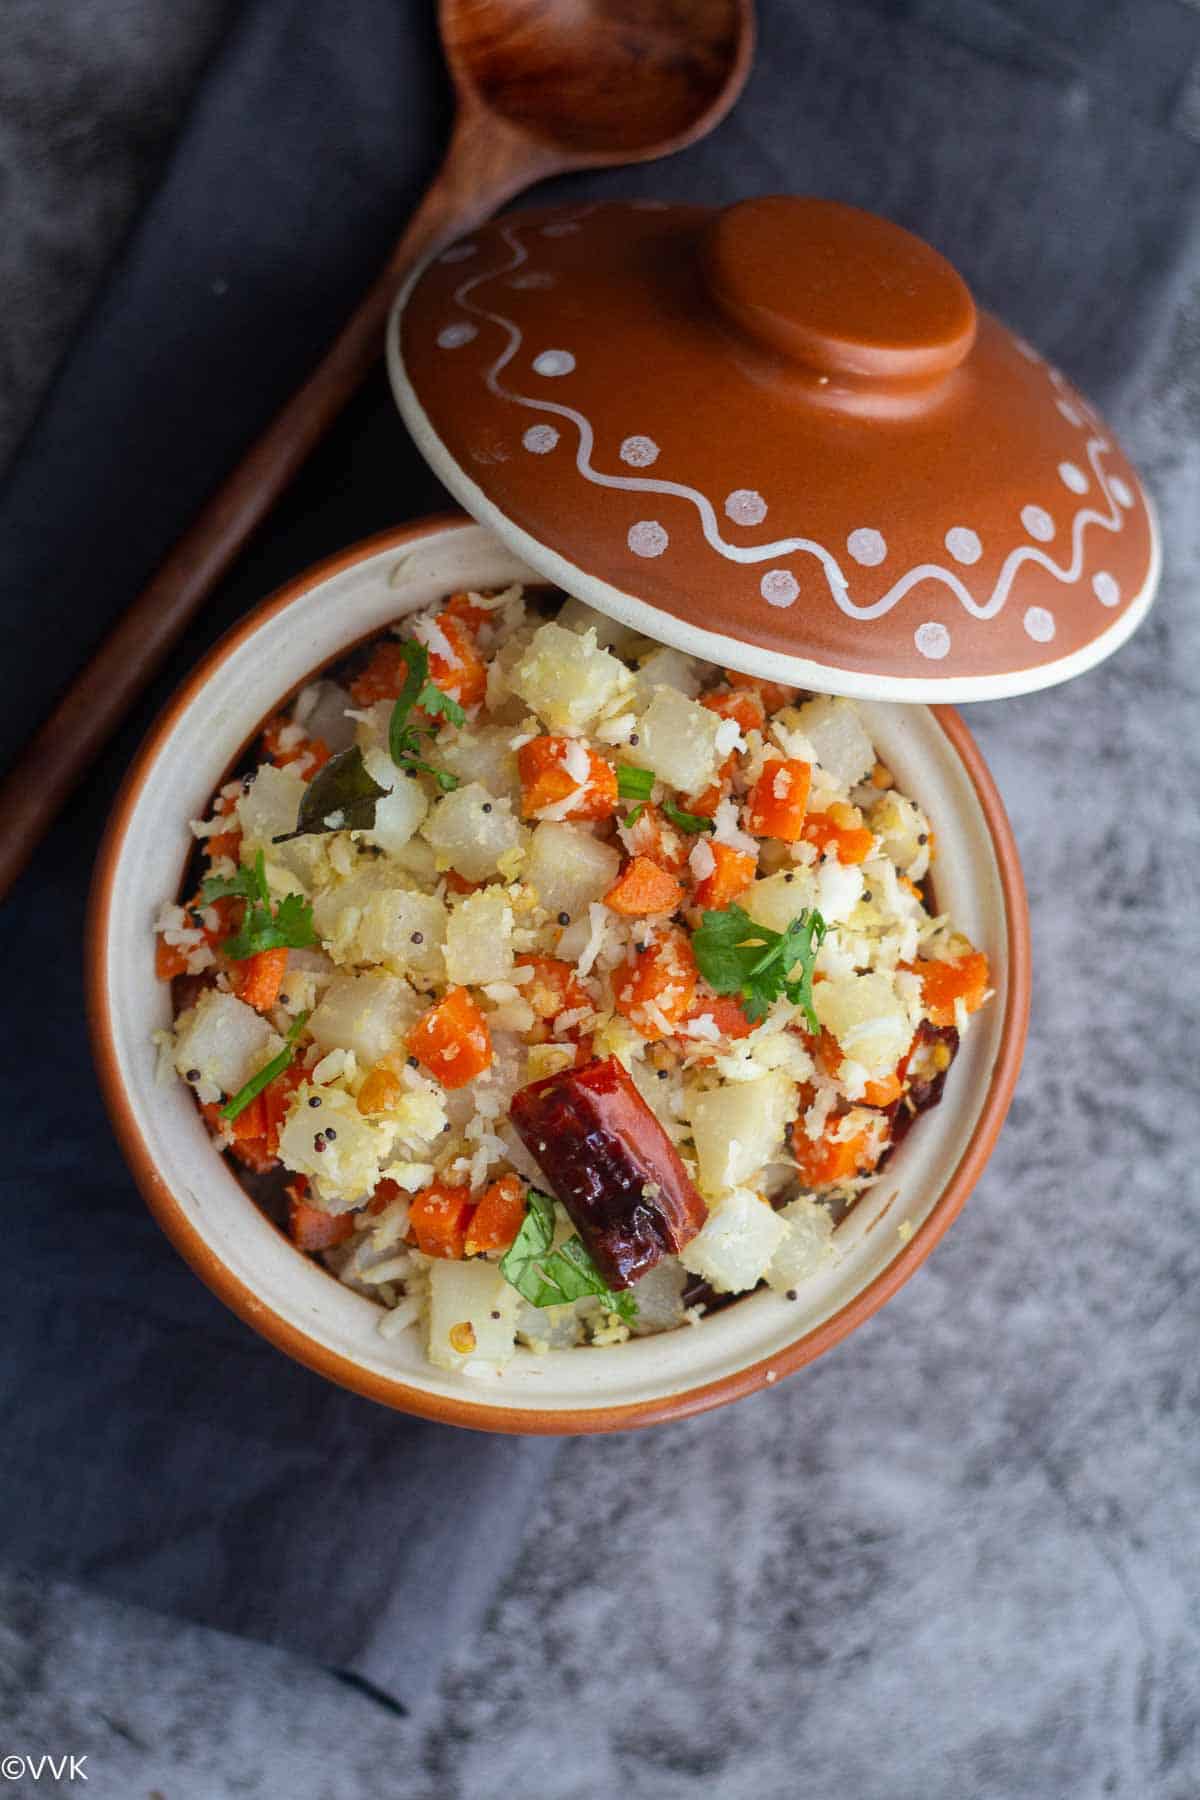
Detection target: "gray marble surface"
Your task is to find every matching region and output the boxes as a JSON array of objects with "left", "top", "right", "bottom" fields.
[{"left": 3, "top": 5, "right": 1199, "bottom": 1797}]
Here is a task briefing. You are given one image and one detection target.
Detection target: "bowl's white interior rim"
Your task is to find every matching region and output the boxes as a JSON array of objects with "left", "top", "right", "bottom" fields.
[{"left": 99, "top": 520, "right": 1012, "bottom": 1417}]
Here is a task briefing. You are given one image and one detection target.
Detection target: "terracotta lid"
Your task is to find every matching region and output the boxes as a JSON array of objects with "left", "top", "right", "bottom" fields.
[{"left": 388, "top": 196, "right": 1159, "bottom": 701}]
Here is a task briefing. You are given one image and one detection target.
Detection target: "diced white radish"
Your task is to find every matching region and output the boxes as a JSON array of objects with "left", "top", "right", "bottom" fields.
[
  {"left": 815, "top": 857, "right": 865, "bottom": 924},
  {"left": 510, "top": 622, "right": 634, "bottom": 732},
  {"left": 635, "top": 645, "right": 703, "bottom": 699},
  {"left": 308, "top": 970, "right": 418, "bottom": 1065},
  {"left": 236, "top": 762, "right": 306, "bottom": 847},
  {"left": 744, "top": 869, "right": 820, "bottom": 935},
  {"left": 790, "top": 697, "right": 875, "bottom": 789},
  {"left": 444, "top": 890, "right": 514, "bottom": 985},
  {"left": 812, "top": 970, "right": 911, "bottom": 1078},
  {"left": 636, "top": 687, "right": 723, "bottom": 793},
  {"left": 172, "top": 989, "right": 274, "bottom": 1103},
  {"left": 432, "top": 725, "right": 519, "bottom": 798},
  {"left": 765, "top": 1197, "right": 835, "bottom": 1292},
  {"left": 427, "top": 1260, "right": 520, "bottom": 1370},
  {"left": 679, "top": 1188, "right": 787, "bottom": 1293},
  {"left": 687, "top": 1071, "right": 797, "bottom": 1195},
  {"left": 360, "top": 747, "right": 428, "bottom": 855},
  {"left": 556, "top": 596, "right": 645, "bottom": 657},
  {"left": 422, "top": 783, "right": 525, "bottom": 882},
  {"left": 276, "top": 1083, "right": 394, "bottom": 1207},
  {"left": 291, "top": 680, "right": 356, "bottom": 751},
  {"left": 627, "top": 1259, "right": 689, "bottom": 1334},
  {"left": 524, "top": 821, "right": 620, "bottom": 920}
]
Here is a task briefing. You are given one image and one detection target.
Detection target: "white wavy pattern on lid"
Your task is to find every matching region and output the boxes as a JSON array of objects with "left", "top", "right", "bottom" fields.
[{"left": 444, "top": 212, "right": 1131, "bottom": 629}]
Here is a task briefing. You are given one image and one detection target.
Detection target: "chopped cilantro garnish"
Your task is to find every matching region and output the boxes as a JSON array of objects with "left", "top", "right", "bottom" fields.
[
  {"left": 617, "top": 764, "right": 654, "bottom": 803},
  {"left": 691, "top": 902, "right": 827, "bottom": 1028},
  {"left": 661, "top": 800, "right": 716, "bottom": 835},
  {"left": 387, "top": 638, "right": 464, "bottom": 786},
  {"left": 500, "top": 1188, "right": 637, "bottom": 1324},
  {"left": 219, "top": 1011, "right": 310, "bottom": 1123},
  {"left": 200, "top": 850, "right": 316, "bottom": 960}
]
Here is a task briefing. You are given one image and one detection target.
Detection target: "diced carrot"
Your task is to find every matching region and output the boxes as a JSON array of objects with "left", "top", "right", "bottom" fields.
[
  {"left": 693, "top": 841, "right": 757, "bottom": 911},
  {"left": 862, "top": 1069, "right": 905, "bottom": 1108},
  {"left": 517, "top": 736, "right": 618, "bottom": 820},
  {"left": 409, "top": 1180, "right": 474, "bottom": 1259},
  {"left": 604, "top": 855, "right": 685, "bottom": 917},
  {"left": 464, "top": 1173, "right": 526, "bottom": 1256},
  {"left": 684, "top": 779, "right": 728, "bottom": 820},
  {"left": 349, "top": 642, "right": 414, "bottom": 706},
  {"left": 442, "top": 590, "right": 491, "bottom": 635},
  {"left": 259, "top": 714, "right": 330, "bottom": 776},
  {"left": 156, "top": 937, "right": 190, "bottom": 980},
  {"left": 367, "top": 1177, "right": 403, "bottom": 1216},
  {"left": 409, "top": 986, "right": 493, "bottom": 1088},
  {"left": 680, "top": 990, "right": 754, "bottom": 1044},
  {"left": 517, "top": 956, "right": 591, "bottom": 1023},
  {"left": 202, "top": 1093, "right": 267, "bottom": 1143},
  {"left": 812, "top": 1024, "right": 908, "bottom": 1107},
  {"left": 357, "top": 1065, "right": 403, "bottom": 1115},
  {"left": 428, "top": 611, "right": 487, "bottom": 708},
  {"left": 206, "top": 827, "right": 243, "bottom": 862},
  {"left": 444, "top": 870, "right": 481, "bottom": 895},
  {"left": 801, "top": 805, "right": 874, "bottom": 865},
  {"left": 745, "top": 757, "right": 812, "bottom": 841},
  {"left": 723, "top": 669, "right": 800, "bottom": 715},
  {"left": 235, "top": 947, "right": 289, "bottom": 1012},
  {"left": 287, "top": 1181, "right": 356, "bottom": 1252},
  {"left": 622, "top": 803, "right": 689, "bottom": 873},
  {"left": 905, "top": 951, "right": 990, "bottom": 1028},
  {"left": 701, "top": 687, "right": 766, "bottom": 735},
  {"left": 263, "top": 1062, "right": 307, "bottom": 1154},
  {"left": 613, "top": 929, "right": 699, "bottom": 1040},
  {"left": 791, "top": 1119, "right": 882, "bottom": 1187}
]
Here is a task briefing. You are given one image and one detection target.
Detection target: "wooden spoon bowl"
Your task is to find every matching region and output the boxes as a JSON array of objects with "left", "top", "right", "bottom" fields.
[{"left": 445, "top": 0, "right": 753, "bottom": 158}]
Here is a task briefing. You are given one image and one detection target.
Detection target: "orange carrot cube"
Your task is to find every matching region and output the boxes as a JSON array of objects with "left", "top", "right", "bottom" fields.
[
  {"left": 464, "top": 1174, "right": 526, "bottom": 1256},
  {"left": 604, "top": 855, "right": 685, "bottom": 917},
  {"left": 909, "top": 951, "right": 991, "bottom": 1028},
  {"left": 613, "top": 929, "right": 699, "bottom": 1039},
  {"left": 287, "top": 1182, "right": 356, "bottom": 1252},
  {"left": 409, "top": 1180, "right": 474, "bottom": 1259},
  {"left": 517, "top": 736, "right": 618, "bottom": 820},
  {"left": 236, "top": 947, "right": 289, "bottom": 1013},
  {"left": 693, "top": 841, "right": 757, "bottom": 911},
  {"left": 408, "top": 986, "right": 493, "bottom": 1088},
  {"left": 745, "top": 758, "right": 812, "bottom": 840}
]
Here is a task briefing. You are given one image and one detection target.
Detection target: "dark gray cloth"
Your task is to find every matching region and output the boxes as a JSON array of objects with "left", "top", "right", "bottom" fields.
[{"left": 2, "top": 0, "right": 1198, "bottom": 1717}]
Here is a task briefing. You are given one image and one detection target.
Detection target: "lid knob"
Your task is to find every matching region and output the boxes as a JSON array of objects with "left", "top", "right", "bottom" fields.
[{"left": 704, "top": 196, "right": 977, "bottom": 387}]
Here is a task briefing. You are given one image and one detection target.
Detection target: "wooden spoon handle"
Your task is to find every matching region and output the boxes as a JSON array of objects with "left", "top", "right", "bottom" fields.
[{"left": 0, "top": 111, "right": 551, "bottom": 902}]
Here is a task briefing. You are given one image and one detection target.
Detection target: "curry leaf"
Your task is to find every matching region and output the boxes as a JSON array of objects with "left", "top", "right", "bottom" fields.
[{"left": 272, "top": 746, "right": 389, "bottom": 843}]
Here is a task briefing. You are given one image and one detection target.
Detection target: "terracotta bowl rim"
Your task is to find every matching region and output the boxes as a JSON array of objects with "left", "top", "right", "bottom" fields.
[{"left": 87, "top": 514, "right": 1031, "bottom": 1436}]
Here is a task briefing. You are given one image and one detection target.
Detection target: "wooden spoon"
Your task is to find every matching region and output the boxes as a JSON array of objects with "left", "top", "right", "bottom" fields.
[{"left": 0, "top": 0, "right": 753, "bottom": 900}]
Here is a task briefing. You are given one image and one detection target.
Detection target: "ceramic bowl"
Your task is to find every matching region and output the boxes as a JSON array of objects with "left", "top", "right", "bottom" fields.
[{"left": 88, "top": 516, "right": 1030, "bottom": 1434}]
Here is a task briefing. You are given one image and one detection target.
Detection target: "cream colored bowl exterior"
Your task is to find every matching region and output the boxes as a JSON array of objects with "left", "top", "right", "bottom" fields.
[{"left": 90, "top": 518, "right": 1027, "bottom": 1433}]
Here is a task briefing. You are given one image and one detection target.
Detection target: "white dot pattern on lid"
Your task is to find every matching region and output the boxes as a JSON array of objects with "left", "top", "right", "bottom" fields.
[
  {"left": 1056, "top": 399, "right": 1082, "bottom": 426},
  {"left": 628, "top": 521, "right": 669, "bottom": 558},
  {"left": 440, "top": 242, "right": 477, "bottom": 263},
  {"left": 532, "top": 349, "right": 576, "bottom": 377},
  {"left": 1110, "top": 476, "right": 1134, "bottom": 509},
  {"left": 620, "top": 435, "right": 660, "bottom": 468},
  {"left": 1058, "top": 461, "right": 1089, "bottom": 494},
  {"left": 760, "top": 570, "right": 799, "bottom": 607},
  {"left": 725, "top": 489, "right": 768, "bottom": 526},
  {"left": 1014, "top": 338, "right": 1041, "bottom": 361},
  {"left": 509, "top": 271, "right": 556, "bottom": 290},
  {"left": 914, "top": 621, "right": 951, "bottom": 659},
  {"left": 846, "top": 527, "right": 887, "bottom": 567},
  {"left": 1092, "top": 571, "right": 1120, "bottom": 607},
  {"left": 437, "top": 321, "right": 478, "bottom": 349},
  {"left": 944, "top": 527, "right": 982, "bottom": 565},
  {"left": 1023, "top": 606, "right": 1056, "bottom": 642},
  {"left": 1020, "top": 505, "right": 1055, "bottom": 542},
  {"left": 523, "top": 424, "right": 559, "bottom": 455}
]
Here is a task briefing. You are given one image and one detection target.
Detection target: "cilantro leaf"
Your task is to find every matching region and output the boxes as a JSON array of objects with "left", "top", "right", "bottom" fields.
[
  {"left": 692, "top": 902, "right": 827, "bottom": 1028},
  {"left": 617, "top": 765, "right": 654, "bottom": 803},
  {"left": 660, "top": 800, "right": 716, "bottom": 835},
  {"left": 220, "top": 1011, "right": 310, "bottom": 1123},
  {"left": 500, "top": 1188, "right": 637, "bottom": 1324},
  {"left": 418, "top": 681, "right": 467, "bottom": 728},
  {"left": 273, "top": 746, "right": 389, "bottom": 843},
  {"left": 200, "top": 850, "right": 316, "bottom": 961}
]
